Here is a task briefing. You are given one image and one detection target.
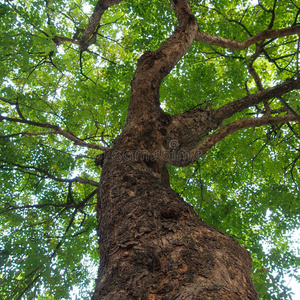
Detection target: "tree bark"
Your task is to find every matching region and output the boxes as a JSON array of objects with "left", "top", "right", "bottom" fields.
[
  {"left": 92, "top": 92, "right": 259, "bottom": 298},
  {"left": 3, "top": 0, "right": 300, "bottom": 298},
  {"left": 89, "top": 1, "right": 300, "bottom": 298},
  {"left": 92, "top": 134, "right": 259, "bottom": 299}
]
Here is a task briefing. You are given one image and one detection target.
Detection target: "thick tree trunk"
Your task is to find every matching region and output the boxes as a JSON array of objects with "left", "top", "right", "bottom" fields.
[
  {"left": 91, "top": 1, "right": 259, "bottom": 297},
  {"left": 92, "top": 126, "right": 259, "bottom": 299}
]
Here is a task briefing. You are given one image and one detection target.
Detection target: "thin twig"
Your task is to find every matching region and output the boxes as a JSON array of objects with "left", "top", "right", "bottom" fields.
[{"left": 0, "top": 114, "right": 108, "bottom": 151}]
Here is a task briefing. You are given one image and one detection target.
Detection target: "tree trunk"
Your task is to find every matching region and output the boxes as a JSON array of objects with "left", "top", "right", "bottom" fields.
[
  {"left": 92, "top": 122, "right": 259, "bottom": 299},
  {"left": 91, "top": 1, "right": 259, "bottom": 297}
]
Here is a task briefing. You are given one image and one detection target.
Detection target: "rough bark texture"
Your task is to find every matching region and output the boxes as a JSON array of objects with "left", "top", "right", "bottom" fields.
[
  {"left": 92, "top": 132, "right": 258, "bottom": 299},
  {"left": 89, "top": 0, "right": 300, "bottom": 298},
  {"left": 92, "top": 86, "right": 259, "bottom": 299},
  {"left": 3, "top": 0, "right": 300, "bottom": 298}
]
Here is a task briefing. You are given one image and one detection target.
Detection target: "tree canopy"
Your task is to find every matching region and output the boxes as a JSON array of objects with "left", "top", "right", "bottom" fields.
[{"left": 1, "top": 0, "right": 300, "bottom": 299}]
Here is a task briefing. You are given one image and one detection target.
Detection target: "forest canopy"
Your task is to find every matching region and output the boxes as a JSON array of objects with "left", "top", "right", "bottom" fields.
[{"left": 1, "top": 0, "right": 300, "bottom": 299}]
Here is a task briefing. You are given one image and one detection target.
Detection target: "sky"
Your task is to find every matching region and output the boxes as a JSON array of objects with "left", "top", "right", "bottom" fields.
[{"left": 287, "top": 229, "right": 300, "bottom": 300}]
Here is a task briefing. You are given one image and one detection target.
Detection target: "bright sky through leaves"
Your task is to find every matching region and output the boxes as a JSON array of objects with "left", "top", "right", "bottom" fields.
[{"left": 1, "top": 0, "right": 300, "bottom": 299}]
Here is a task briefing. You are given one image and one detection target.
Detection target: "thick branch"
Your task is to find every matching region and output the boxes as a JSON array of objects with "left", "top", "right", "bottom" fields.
[
  {"left": 127, "top": 0, "right": 198, "bottom": 122},
  {"left": 189, "top": 113, "right": 299, "bottom": 164},
  {"left": 52, "top": 0, "right": 123, "bottom": 50},
  {"left": 82, "top": 0, "right": 123, "bottom": 50},
  {"left": 164, "top": 78, "right": 300, "bottom": 164},
  {"left": 195, "top": 26, "right": 300, "bottom": 50},
  {"left": 0, "top": 114, "right": 108, "bottom": 151},
  {"left": 80, "top": 0, "right": 122, "bottom": 49},
  {"left": 214, "top": 78, "right": 300, "bottom": 122},
  {"left": 247, "top": 44, "right": 264, "bottom": 91}
]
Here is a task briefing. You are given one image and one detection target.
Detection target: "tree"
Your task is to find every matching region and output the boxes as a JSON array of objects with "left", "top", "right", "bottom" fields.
[{"left": 1, "top": 0, "right": 300, "bottom": 298}]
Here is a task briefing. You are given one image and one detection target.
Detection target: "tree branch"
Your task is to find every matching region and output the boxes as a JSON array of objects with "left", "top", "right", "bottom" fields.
[
  {"left": 80, "top": 0, "right": 123, "bottom": 50},
  {"left": 164, "top": 78, "right": 300, "bottom": 164},
  {"left": 127, "top": 0, "right": 198, "bottom": 122},
  {"left": 195, "top": 26, "right": 300, "bottom": 50},
  {"left": 277, "top": 96, "right": 300, "bottom": 122},
  {"left": 13, "top": 194, "right": 95, "bottom": 298},
  {"left": 214, "top": 78, "right": 300, "bottom": 122},
  {"left": 1, "top": 189, "right": 97, "bottom": 215},
  {"left": 1, "top": 162, "right": 99, "bottom": 187},
  {"left": 0, "top": 131, "right": 58, "bottom": 139},
  {"left": 52, "top": 0, "right": 123, "bottom": 50},
  {"left": 0, "top": 114, "right": 108, "bottom": 151},
  {"left": 246, "top": 43, "right": 272, "bottom": 114},
  {"left": 188, "top": 113, "right": 299, "bottom": 165}
]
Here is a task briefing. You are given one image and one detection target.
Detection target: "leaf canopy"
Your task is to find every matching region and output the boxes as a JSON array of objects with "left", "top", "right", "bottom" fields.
[{"left": 1, "top": 0, "right": 300, "bottom": 299}]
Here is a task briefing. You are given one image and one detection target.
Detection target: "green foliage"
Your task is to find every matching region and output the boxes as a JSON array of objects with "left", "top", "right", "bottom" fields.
[
  {"left": 1, "top": 0, "right": 300, "bottom": 299},
  {"left": 170, "top": 124, "right": 300, "bottom": 299}
]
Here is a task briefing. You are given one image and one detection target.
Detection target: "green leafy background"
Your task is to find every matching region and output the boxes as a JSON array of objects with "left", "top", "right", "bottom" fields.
[{"left": 1, "top": 0, "right": 300, "bottom": 299}]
